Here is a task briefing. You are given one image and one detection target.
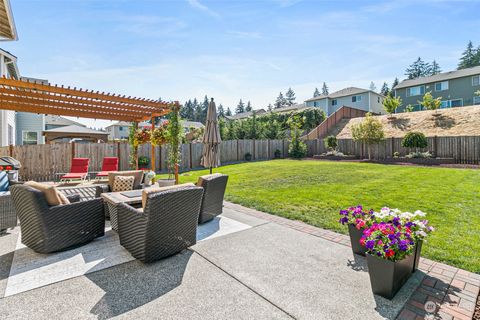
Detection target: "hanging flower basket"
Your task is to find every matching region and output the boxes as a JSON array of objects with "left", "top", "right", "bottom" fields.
[
  {"left": 151, "top": 123, "right": 169, "bottom": 146},
  {"left": 133, "top": 128, "right": 151, "bottom": 147}
]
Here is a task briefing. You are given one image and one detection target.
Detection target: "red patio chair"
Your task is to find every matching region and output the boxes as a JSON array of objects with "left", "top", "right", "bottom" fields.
[
  {"left": 60, "top": 158, "right": 90, "bottom": 182},
  {"left": 96, "top": 157, "right": 119, "bottom": 179}
]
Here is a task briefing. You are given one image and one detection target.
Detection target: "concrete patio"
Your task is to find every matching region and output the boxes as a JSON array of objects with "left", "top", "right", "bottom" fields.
[{"left": 0, "top": 202, "right": 478, "bottom": 320}]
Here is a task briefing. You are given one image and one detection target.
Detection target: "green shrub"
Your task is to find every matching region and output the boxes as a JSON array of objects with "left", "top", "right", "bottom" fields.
[
  {"left": 351, "top": 113, "right": 385, "bottom": 160},
  {"left": 402, "top": 132, "right": 428, "bottom": 151},
  {"left": 287, "top": 116, "right": 308, "bottom": 158},
  {"left": 323, "top": 135, "right": 338, "bottom": 151},
  {"left": 383, "top": 95, "right": 402, "bottom": 115},
  {"left": 274, "top": 149, "right": 282, "bottom": 159},
  {"left": 245, "top": 152, "right": 252, "bottom": 161},
  {"left": 138, "top": 156, "right": 150, "bottom": 166}
]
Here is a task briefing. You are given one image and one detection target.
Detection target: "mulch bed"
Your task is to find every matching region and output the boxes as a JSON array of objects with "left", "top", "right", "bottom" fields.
[
  {"left": 307, "top": 157, "right": 480, "bottom": 169},
  {"left": 474, "top": 292, "right": 480, "bottom": 320}
]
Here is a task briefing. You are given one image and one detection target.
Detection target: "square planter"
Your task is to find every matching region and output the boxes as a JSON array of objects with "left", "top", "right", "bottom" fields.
[
  {"left": 348, "top": 224, "right": 366, "bottom": 256},
  {"left": 413, "top": 240, "right": 423, "bottom": 273},
  {"left": 366, "top": 253, "right": 414, "bottom": 300}
]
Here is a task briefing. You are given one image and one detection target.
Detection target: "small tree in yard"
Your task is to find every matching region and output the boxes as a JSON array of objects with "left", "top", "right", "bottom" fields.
[
  {"left": 402, "top": 132, "right": 428, "bottom": 152},
  {"left": 382, "top": 95, "right": 402, "bottom": 116},
  {"left": 351, "top": 113, "right": 385, "bottom": 160},
  {"left": 323, "top": 135, "right": 338, "bottom": 151},
  {"left": 419, "top": 92, "right": 442, "bottom": 112},
  {"left": 287, "top": 115, "right": 307, "bottom": 158}
]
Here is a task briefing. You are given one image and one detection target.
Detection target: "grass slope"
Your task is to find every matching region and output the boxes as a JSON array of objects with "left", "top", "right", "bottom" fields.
[{"left": 160, "top": 160, "right": 480, "bottom": 272}]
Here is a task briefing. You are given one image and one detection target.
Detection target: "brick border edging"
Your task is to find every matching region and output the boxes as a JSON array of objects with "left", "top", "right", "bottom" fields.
[{"left": 224, "top": 202, "right": 480, "bottom": 320}]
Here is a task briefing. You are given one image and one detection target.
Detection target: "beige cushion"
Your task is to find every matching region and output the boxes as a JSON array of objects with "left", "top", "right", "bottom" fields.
[
  {"left": 25, "top": 181, "right": 62, "bottom": 206},
  {"left": 108, "top": 170, "right": 144, "bottom": 189},
  {"left": 112, "top": 176, "right": 135, "bottom": 192},
  {"left": 58, "top": 192, "right": 70, "bottom": 205},
  {"left": 197, "top": 173, "right": 223, "bottom": 186},
  {"left": 142, "top": 183, "right": 195, "bottom": 209}
]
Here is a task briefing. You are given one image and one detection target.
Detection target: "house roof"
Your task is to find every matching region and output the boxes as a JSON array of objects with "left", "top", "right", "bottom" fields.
[
  {"left": 395, "top": 66, "right": 480, "bottom": 89},
  {"left": 225, "top": 109, "right": 266, "bottom": 120},
  {"left": 45, "top": 115, "right": 86, "bottom": 127},
  {"left": 183, "top": 120, "right": 205, "bottom": 129},
  {"left": 0, "top": 0, "right": 17, "bottom": 41},
  {"left": 105, "top": 121, "right": 131, "bottom": 129},
  {"left": 0, "top": 48, "right": 19, "bottom": 79},
  {"left": 270, "top": 103, "right": 309, "bottom": 114},
  {"left": 305, "top": 87, "right": 379, "bottom": 102},
  {"left": 43, "top": 125, "right": 106, "bottom": 135}
]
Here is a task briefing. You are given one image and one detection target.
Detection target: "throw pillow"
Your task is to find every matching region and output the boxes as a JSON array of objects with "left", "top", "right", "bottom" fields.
[
  {"left": 58, "top": 192, "right": 71, "bottom": 205},
  {"left": 25, "top": 181, "right": 62, "bottom": 206},
  {"left": 0, "top": 172, "right": 9, "bottom": 192},
  {"left": 112, "top": 176, "right": 135, "bottom": 192},
  {"left": 142, "top": 183, "right": 195, "bottom": 209}
]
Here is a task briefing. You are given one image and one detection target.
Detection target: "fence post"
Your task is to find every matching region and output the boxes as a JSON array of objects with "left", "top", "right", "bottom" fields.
[
  {"left": 189, "top": 143, "right": 193, "bottom": 169},
  {"left": 252, "top": 139, "right": 256, "bottom": 160},
  {"left": 391, "top": 137, "right": 394, "bottom": 157},
  {"left": 236, "top": 140, "right": 239, "bottom": 161},
  {"left": 433, "top": 136, "right": 437, "bottom": 157},
  {"left": 71, "top": 142, "right": 75, "bottom": 161}
]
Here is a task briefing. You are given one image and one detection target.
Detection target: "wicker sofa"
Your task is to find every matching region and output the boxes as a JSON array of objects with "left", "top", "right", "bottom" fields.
[
  {"left": 117, "top": 186, "right": 204, "bottom": 263},
  {"left": 196, "top": 174, "right": 229, "bottom": 224},
  {"left": 0, "top": 172, "right": 23, "bottom": 233},
  {"left": 10, "top": 185, "right": 105, "bottom": 253}
]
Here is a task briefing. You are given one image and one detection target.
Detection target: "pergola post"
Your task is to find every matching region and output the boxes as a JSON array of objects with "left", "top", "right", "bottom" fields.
[
  {"left": 151, "top": 116, "right": 156, "bottom": 180},
  {"left": 133, "top": 121, "right": 139, "bottom": 170}
]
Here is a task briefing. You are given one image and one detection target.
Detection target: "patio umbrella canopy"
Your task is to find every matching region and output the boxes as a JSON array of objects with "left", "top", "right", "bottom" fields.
[{"left": 201, "top": 98, "right": 221, "bottom": 174}]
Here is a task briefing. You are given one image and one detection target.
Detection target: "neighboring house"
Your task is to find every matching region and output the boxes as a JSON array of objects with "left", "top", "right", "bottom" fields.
[
  {"left": 45, "top": 115, "right": 86, "bottom": 130},
  {"left": 43, "top": 125, "right": 108, "bottom": 144},
  {"left": 224, "top": 109, "right": 266, "bottom": 121},
  {"left": 269, "top": 103, "right": 310, "bottom": 114},
  {"left": 0, "top": 48, "right": 19, "bottom": 146},
  {"left": 0, "top": 0, "right": 17, "bottom": 41},
  {"left": 394, "top": 66, "right": 480, "bottom": 112},
  {"left": 305, "top": 87, "right": 385, "bottom": 116},
  {"left": 182, "top": 120, "right": 205, "bottom": 130},
  {"left": 105, "top": 121, "right": 130, "bottom": 140}
]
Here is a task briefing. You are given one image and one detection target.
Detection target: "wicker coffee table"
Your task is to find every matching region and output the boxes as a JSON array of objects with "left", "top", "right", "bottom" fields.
[{"left": 101, "top": 190, "right": 143, "bottom": 231}]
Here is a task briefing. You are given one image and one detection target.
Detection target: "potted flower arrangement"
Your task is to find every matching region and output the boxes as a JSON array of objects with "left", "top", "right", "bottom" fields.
[
  {"left": 138, "top": 156, "right": 150, "bottom": 169},
  {"left": 339, "top": 206, "right": 376, "bottom": 256},
  {"left": 373, "top": 208, "right": 434, "bottom": 272},
  {"left": 133, "top": 128, "right": 151, "bottom": 147},
  {"left": 361, "top": 221, "right": 416, "bottom": 299}
]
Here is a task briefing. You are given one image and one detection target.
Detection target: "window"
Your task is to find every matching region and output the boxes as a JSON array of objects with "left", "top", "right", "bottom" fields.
[
  {"left": 22, "top": 131, "right": 38, "bottom": 145},
  {"left": 473, "top": 75, "right": 480, "bottom": 86},
  {"left": 474, "top": 96, "right": 480, "bottom": 105},
  {"left": 406, "top": 85, "right": 425, "bottom": 97},
  {"left": 314, "top": 101, "right": 317, "bottom": 107},
  {"left": 435, "top": 81, "right": 449, "bottom": 91},
  {"left": 451, "top": 99, "right": 463, "bottom": 107},
  {"left": 352, "top": 95, "right": 362, "bottom": 102},
  {"left": 331, "top": 99, "right": 337, "bottom": 106},
  {"left": 119, "top": 126, "right": 124, "bottom": 131}
]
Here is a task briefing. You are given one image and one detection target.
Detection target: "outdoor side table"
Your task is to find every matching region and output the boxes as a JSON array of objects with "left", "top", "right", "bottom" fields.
[{"left": 101, "top": 190, "right": 143, "bottom": 231}]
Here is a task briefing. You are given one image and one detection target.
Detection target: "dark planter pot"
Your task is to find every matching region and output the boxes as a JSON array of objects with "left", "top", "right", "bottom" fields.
[
  {"left": 348, "top": 224, "right": 366, "bottom": 256},
  {"left": 245, "top": 154, "right": 252, "bottom": 161},
  {"left": 366, "top": 253, "right": 414, "bottom": 300},
  {"left": 413, "top": 240, "right": 423, "bottom": 273}
]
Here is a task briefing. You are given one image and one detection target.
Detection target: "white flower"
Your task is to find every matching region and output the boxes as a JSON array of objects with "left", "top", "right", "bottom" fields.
[
  {"left": 414, "top": 210, "right": 427, "bottom": 217},
  {"left": 415, "top": 230, "right": 428, "bottom": 238},
  {"left": 400, "top": 212, "right": 414, "bottom": 219}
]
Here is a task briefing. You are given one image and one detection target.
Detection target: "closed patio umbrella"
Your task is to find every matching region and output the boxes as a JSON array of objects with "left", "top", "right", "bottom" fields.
[{"left": 201, "top": 98, "right": 221, "bottom": 174}]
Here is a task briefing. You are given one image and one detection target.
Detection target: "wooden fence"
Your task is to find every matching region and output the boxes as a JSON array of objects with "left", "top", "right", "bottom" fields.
[
  {"left": 3, "top": 136, "right": 479, "bottom": 181},
  {"left": 309, "top": 136, "right": 480, "bottom": 164}
]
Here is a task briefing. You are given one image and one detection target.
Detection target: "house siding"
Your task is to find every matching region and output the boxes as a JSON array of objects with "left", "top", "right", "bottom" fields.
[
  {"left": 16, "top": 113, "right": 45, "bottom": 145},
  {"left": 395, "top": 75, "right": 480, "bottom": 112},
  {"left": 106, "top": 125, "right": 130, "bottom": 140},
  {"left": 305, "top": 91, "right": 385, "bottom": 116},
  {"left": 0, "top": 53, "right": 16, "bottom": 146}
]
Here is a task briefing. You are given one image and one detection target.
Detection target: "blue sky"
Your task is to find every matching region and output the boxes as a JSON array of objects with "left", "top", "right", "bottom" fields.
[{"left": 2, "top": 0, "right": 480, "bottom": 127}]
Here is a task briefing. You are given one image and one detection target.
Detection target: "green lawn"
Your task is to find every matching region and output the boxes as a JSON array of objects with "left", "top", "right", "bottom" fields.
[{"left": 159, "top": 160, "right": 480, "bottom": 273}]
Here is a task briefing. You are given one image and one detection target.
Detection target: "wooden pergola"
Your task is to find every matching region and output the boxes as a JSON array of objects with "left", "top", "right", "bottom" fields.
[{"left": 0, "top": 77, "right": 175, "bottom": 175}]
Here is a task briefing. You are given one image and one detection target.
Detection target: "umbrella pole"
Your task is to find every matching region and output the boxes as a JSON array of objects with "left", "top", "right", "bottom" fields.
[{"left": 210, "top": 167, "right": 212, "bottom": 174}]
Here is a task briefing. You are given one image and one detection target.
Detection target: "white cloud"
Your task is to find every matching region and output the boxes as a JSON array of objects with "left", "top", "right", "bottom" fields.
[
  {"left": 186, "top": 0, "right": 220, "bottom": 18},
  {"left": 227, "top": 30, "right": 262, "bottom": 39}
]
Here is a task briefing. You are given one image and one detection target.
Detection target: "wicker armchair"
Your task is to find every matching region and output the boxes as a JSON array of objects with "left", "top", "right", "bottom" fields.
[
  {"left": 0, "top": 177, "right": 23, "bottom": 233},
  {"left": 10, "top": 185, "right": 105, "bottom": 253},
  {"left": 117, "top": 186, "right": 204, "bottom": 263},
  {"left": 196, "top": 174, "right": 229, "bottom": 224}
]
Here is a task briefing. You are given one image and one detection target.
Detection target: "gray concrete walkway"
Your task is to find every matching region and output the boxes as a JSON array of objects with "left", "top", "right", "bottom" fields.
[{"left": 0, "top": 204, "right": 422, "bottom": 319}]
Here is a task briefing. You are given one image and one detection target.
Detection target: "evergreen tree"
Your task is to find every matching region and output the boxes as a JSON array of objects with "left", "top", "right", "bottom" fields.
[
  {"left": 181, "top": 99, "right": 195, "bottom": 120},
  {"left": 267, "top": 104, "right": 273, "bottom": 112},
  {"left": 236, "top": 99, "right": 245, "bottom": 114},
  {"left": 458, "top": 41, "right": 478, "bottom": 69},
  {"left": 274, "top": 92, "right": 286, "bottom": 109},
  {"left": 285, "top": 87, "right": 296, "bottom": 106},
  {"left": 380, "top": 82, "right": 390, "bottom": 96},
  {"left": 431, "top": 60, "right": 442, "bottom": 75},
  {"left": 313, "top": 87, "right": 321, "bottom": 97},
  {"left": 217, "top": 104, "right": 225, "bottom": 117},
  {"left": 225, "top": 107, "right": 232, "bottom": 116},
  {"left": 405, "top": 57, "right": 431, "bottom": 79},
  {"left": 201, "top": 95, "right": 209, "bottom": 123},
  {"left": 193, "top": 98, "right": 202, "bottom": 122},
  {"left": 322, "top": 82, "right": 329, "bottom": 96},
  {"left": 369, "top": 81, "right": 377, "bottom": 92},
  {"left": 391, "top": 78, "right": 399, "bottom": 91},
  {"left": 245, "top": 101, "right": 252, "bottom": 112}
]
